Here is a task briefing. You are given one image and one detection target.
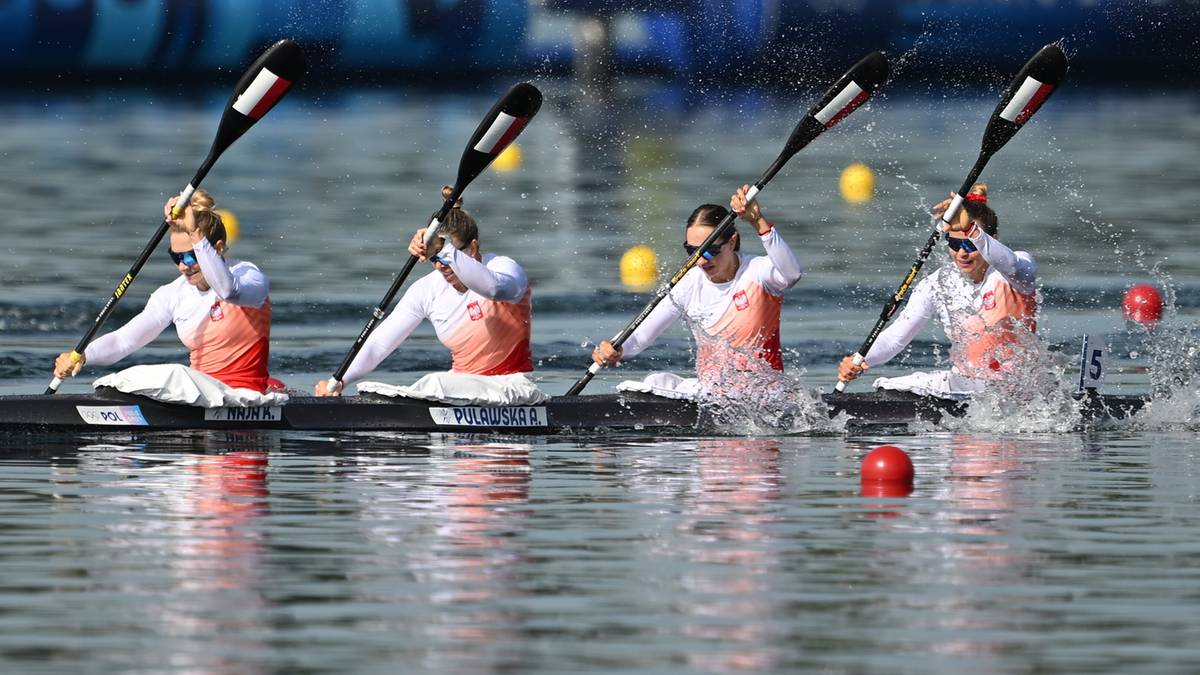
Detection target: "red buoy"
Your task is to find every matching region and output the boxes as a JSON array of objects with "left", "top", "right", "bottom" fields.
[
  {"left": 1122, "top": 284, "right": 1163, "bottom": 325},
  {"left": 861, "top": 445, "right": 914, "bottom": 484}
]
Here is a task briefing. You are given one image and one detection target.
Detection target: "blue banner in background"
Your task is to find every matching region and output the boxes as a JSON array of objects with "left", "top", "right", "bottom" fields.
[
  {"left": 0, "top": 0, "right": 529, "bottom": 74},
  {"left": 0, "top": 0, "right": 1194, "bottom": 80}
]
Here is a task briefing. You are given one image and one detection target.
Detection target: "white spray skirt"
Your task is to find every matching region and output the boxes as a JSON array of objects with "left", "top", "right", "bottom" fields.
[
  {"left": 356, "top": 371, "right": 547, "bottom": 406},
  {"left": 94, "top": 364, "right": 289, "bottom": 408},
  {"left": 871, "top": 369, "right": 988, "bottom": 400}
]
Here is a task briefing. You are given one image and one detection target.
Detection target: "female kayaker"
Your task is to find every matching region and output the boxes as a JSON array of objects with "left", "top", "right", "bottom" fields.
[
  {"left": 315, "top": 187, "right": 533, "bottom": 396},
  {"left": 837, "top": 183, "right": 1039, "bottom": 397},
  {"left": 590, "top": 185, "right": 804, "bottom": 396},
  {"left": 52, "top": 191, "right": 277, "bottom": 392}
]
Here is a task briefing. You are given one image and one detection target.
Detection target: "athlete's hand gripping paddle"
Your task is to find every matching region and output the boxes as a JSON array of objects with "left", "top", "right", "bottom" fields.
[
  {"left": 834, "top": 43, "right": 1068, "bottom": 393},
  {"left": 45, "top": 39, "right": 305, "bottom": 395},
  {"left": 565, "top": 52, "right": 890, "bottom": 397},
  {"left": 324, "top": 83, "right": 543, "bottom": 395}
]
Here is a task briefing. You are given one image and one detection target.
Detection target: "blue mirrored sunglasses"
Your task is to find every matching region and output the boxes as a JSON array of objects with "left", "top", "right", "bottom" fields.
[
  {"left": 683, "top": 239, "right": 727, "bottom": 261},
  {"left": 433, "top": 241, "right": 470, "bottom": 266},
  {"left": 168, "top": 249, "right": 198, "bottom": 266},
  {"left": 944, "top": 234, "right": 977, "bottom": 254}
]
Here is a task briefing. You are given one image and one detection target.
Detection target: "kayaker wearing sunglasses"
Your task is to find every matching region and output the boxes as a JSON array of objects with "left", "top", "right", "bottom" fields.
[
  {"left": 52, "top": 190, "right": 277, "bottom": 392},
  {"left": 315, "top": 186, "right": 533, "bottom": 397},
  {"left": 837, "top": 183, "right": 1039, "bottom": 397},
  {"left": 590, "top": 185, "right": 803, "bottom": 396}
]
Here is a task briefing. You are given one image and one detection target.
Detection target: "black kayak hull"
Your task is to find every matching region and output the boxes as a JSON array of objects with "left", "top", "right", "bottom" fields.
[{"left": 0, "top": 388, "right": 1149, "bottom": 435}]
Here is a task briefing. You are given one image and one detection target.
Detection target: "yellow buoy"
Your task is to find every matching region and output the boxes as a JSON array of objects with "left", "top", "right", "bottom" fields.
[
  {"left": 620, "top": 245, "right": 658, "bottom": 292},
  {"left": 215, "top": 208, "right": 239, "bottom": 245},
  {"left": 492, "top": 143, "right": 523, "bottom": 172},
  {"left": 839, "top": 162, "right": 875, "bottom": 204}
]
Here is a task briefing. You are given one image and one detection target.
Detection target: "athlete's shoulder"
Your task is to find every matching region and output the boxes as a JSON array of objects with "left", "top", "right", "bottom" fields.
[
  {"left": 930, "top": 264, "right": 960, "bottom": 283},
  {"left": 409, "top": 268, "right": 446, "bottom": 292},
  {"left": 155, "top": 274, "right": 191, "bottom": 297},
  {"left": 484, "top": 253, "right": 525, "bottom": 272},
  {"left": 227, "top": 257, "right": 264, "bottom": 275},
  {"left": 145, "top": 275, "right": 190, "bottom": 311},
  {"left": 665, "top": 265, "right": 703, "bottom": 300},
  {"left": 744, "top": 252, "right": 776, "bottom": 274},
  {"left": 921, "top": 265, "right": 962, "bottom": 294}
]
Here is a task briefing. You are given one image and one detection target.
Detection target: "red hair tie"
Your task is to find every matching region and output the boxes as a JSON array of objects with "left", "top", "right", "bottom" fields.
[{"left": 964, "top": 192, "right": 988, "bottom": 204}]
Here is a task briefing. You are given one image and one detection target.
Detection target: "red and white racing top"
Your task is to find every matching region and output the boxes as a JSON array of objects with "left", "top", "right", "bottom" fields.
[
  {"left": 620, "top": 227, "right": 803, "bottom": 378},
  {"left": 340, "top": 249, "right": 532, "bottom": 384},
  {"left": 84, "top": 238, "right": 273, "bottom": 392},
  {"left": 863, "top": 227, "right": 1038, "bottom": 379}
]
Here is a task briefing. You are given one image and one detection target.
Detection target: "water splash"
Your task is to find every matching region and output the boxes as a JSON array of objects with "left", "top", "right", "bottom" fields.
[
  {"left": 946, "top": 341, "right": 1086, "bottom": 434},
  {"left": 688, "top": 330, "right": 844, "bottom": 436},
  {"left": 1124, "top": 267, "right": 1200, "bottom": 431},
  {"left": 905, "top": 257, "right": 1090, "bottom": 433}
]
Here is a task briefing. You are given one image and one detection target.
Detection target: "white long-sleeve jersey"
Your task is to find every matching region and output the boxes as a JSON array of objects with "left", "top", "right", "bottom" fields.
[
  {"left": 83, "top": 238, "right": 273, "bottom": 391},
  {"left": 620, "top": 227, "right": 803, "bottom": 377},
  {"left": 864, "top": 227, "right": 1038, "bottom": 378},
  {"left": 341, "top": 250, "right": 532, "bottom": 384}
]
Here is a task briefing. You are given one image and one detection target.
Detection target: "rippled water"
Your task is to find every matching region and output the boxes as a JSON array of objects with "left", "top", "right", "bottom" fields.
[
  {"left": 2, "top": 80, "right": 1199, "bottom": 398},
  {"left": 2, "top": 432, "right": 1199, "bottom": 672},
  {"left": 1, "top": 76, "right": 1199, "bottom": 671}
]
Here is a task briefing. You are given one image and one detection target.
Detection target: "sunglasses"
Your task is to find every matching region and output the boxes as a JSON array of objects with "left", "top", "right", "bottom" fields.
[
  {"left": 168, "top": 249, "right": 199, "bottom": 267},
  {"left": 944, "top": 234, "right": 978, "bottom": 254},
  {"left": 683, "top": 239, "right": 727, "bottom": 261},
  {"left": 433, "top": 241, "right": 471, "bottom": 266}
]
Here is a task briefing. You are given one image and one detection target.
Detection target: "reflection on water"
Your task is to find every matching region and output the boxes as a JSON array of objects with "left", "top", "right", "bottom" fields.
[
  {"left": 679, "top": 439, "right": 784, "bottom": 673},
  {"left": 45, "top": 447, "right": 272, "bottom": 671},
  {"left": 2, "top": 433, "right": 1200, "bottom": 670},
  {"left": 1, "top": 76, "right": 1200, "bottom": 672}
]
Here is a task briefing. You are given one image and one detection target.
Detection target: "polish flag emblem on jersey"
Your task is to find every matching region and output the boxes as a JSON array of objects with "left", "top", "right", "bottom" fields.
[
  {"left": 209, "top": 302, "right": 225, "bottom": 321},
  {"left": 233, "top": 68, "right": 293, "bottom": 120},
  {"left": 467, "top": 302, "right": 483, "bottom": 321},
  {"left": 733, "top": 290, "right": 750, "bottom": 311},
  {"left": 982, "top": 291, "right": 996, "bottom": 311}
]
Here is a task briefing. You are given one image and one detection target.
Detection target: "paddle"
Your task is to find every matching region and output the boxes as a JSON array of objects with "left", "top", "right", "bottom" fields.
[
  {"left": 565, "top": 52, "right": 890, "bottom": 397},
  {"left": 834, "top": 43, "right": 1068, "bottom": 393},
  {"left": 45, "top": 39, "right": 306, "bottom": 395},
  {"left": 324, "top": 82, "right": 543, "bottom": 394}
]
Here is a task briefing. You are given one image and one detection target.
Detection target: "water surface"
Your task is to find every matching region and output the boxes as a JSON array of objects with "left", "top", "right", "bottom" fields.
[{"left": 1, "top": 78, "right": 1199, "bottom": 671}]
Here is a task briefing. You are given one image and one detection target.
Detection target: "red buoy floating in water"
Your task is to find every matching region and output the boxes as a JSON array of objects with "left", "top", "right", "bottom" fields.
[
  {"left": 1122, "top": 284, "right": 1163, "bottom": 325},
  {"left": 861, "top": 445, "right": 914, "bottom": 484}
]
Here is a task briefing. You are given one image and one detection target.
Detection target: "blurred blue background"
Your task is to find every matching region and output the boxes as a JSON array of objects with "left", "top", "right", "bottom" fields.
[{"left": 0, "top": 0, "right": 1196, "bottom": 81}]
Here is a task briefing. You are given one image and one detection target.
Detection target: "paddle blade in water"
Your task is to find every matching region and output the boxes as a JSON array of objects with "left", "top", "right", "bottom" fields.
[
  {"left": 981, "top": 43, "right": 1069, "bottom": 156},
  {"left": 452, "top": 82, "right": 543, "bottom": 196}
]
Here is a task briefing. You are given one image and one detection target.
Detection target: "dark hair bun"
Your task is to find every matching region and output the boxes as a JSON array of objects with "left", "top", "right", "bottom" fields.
[{"left": 441, "top": 185, "right": 464, "bottom": 209}]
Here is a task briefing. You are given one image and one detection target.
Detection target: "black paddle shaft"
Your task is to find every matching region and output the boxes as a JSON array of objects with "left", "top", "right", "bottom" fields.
[
  {"left": 45, "top": 40, "right": 306, "bottom": 395},
  {"left": 329, "top": 197, "right": 457, "bottom": 385},
  {"left": 835, "top": 44, "right": 1068, "bottom": 393},
  {"left": 327, "top": 83, "right": 543, "bottom": 390},
  {"left": 847, "top": 153, "right": 990, "bottom": 360},
  {"left": 566, "top": 52, "right": 890, "bottom": 397}
]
